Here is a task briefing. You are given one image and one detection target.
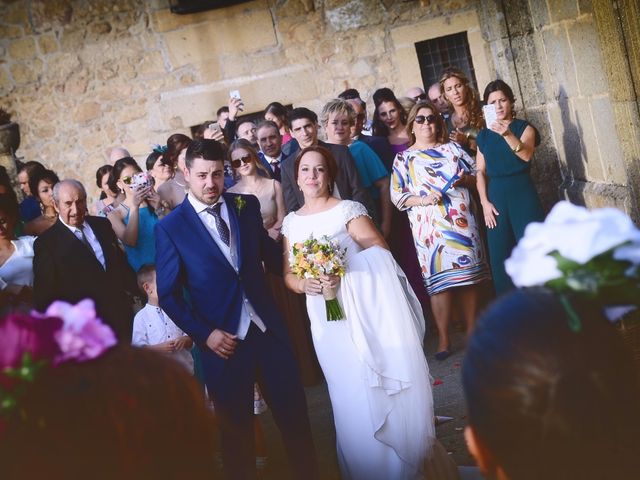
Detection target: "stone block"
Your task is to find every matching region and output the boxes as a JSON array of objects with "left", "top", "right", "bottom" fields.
[
  {"left": 578, "top": 0, "right": 593, "bottom": 14},
  {"left": 567, "top": 19, "right": 607, "bottom": 96},
  {"left": 46, "top": 53, "right": 82, "bottom": 84},
  {"left": 282, "top": 16, "right": 324, "bottom": 44},
  {"left": 162, "top": 8, "right": 277, "bottom": 69},
  {"left": 59, "top": 28, "right": 88, "bottom": 53},
  {"left": 611, "top": 100, "right": 640, "bottom": 175},
  {"left": 590, "top": 95, "right": 627, "bottom": 185},
  {"left": 73, "top": 101, "right": 102, "bottom": 123},
  {"left": 64, "top": 71, "right": 90, "bottom": 95},
  {"left": 528, "top": 0, "right": 550, "bottom": 29},
  {"left": 195, "top": 60, "right": 223, "bottom": 84},
  {"left": 115, "top": 99, "right": 148, "bottom": 124},
  {"left": 79, "top": 126, "right": 108, "bottom": 152},
  {"left": 220, "top": 54, "right": 251, "bottom": 78},
  {"left": 352, "top": 30, "right": 385, "bottom": 56},
  {"left": 30, "top": 0, "right": 74, "bottom": 32},
  {"left": 547, "top": 0, "right": 579, "bottom": 23},
  {"left": 10, "top": 60, "right": 42, "bottom": 84},
  {"left": 502, "top": 0, "right": 534, "bottom": 37},
  {"left": 38, "top": 33, "right": 59, "bottom": 55},
  {"left": 547, "top": 100, "right": 581, "bottom": 179},
  {"left": 572, "top": 96, "right": 605, "bottom": 182},
  {"left": 541, "top": 25, "right": 579, "bottom": 99},
  {"left": 250, "top": 51, "right": 288, "bottom": 75},
  {"left": 138, "top": 51, "right": 167, "bottom": 77},
  {"left": 508, "top": 35, "right": 547, "bottom": 107},
  {"left": 8, "top": 37, "right": 37, "bottom": 61},
  {"left": 476, "top": 0, "right": 509, "bottom": 42},
  {"left": 0, "top": 67, "right": 13, "bottom": 95},
  {"left": 274, "top": 0, "right": 315, "bottom": 19},
  {"left": 4, "top": 1, "right": 30, "bottom": 25},
  {"left": 593, "top": 1, "right": 635, "bottom": 103},
  {"left": 0, "top": 24, "right": 23, "bottom": 39},
  {"left": 325, "top": 0, "right": 384, "bottom": 32}
]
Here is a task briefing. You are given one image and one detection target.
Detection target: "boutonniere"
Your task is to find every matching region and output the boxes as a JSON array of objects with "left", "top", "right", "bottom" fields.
[{"left": 234, "top": 195, "right": 246, "bottom": 214}]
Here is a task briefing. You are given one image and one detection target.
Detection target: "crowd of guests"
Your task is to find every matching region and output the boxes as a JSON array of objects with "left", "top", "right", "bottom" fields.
[{"left": 1, "top": 66, "right": 638, "bottom": 480}]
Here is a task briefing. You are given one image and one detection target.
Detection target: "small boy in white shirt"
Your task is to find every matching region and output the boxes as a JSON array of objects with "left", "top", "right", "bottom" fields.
[{"left": 132, "top": 264, "right": 194, "bottom": 374}]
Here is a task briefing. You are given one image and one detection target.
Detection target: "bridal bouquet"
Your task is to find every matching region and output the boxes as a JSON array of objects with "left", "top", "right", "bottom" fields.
[
  {"left": 505, "top": 201, "right": 640, "bottom": 330},
  {"left": 290, "top": 236, "right": 347, "bottom": 321}
]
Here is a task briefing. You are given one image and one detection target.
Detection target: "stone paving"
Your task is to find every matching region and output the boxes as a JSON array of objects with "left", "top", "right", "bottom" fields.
[{"left": 258, "top": 330, "right": 474, "bottom": 479}]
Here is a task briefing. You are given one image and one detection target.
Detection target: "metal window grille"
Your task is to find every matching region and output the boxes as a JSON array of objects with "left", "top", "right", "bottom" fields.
[{"left": 415, "top": 32, "right": 478, "bottom": 92}]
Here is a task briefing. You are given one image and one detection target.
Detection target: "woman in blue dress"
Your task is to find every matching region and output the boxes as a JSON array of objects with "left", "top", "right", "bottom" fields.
[
  {"left": 107, "top": 157, "right": 159, "bottom": 273},
  {"left": 476, "top": 80, "right": 544, "bottom": 295}
]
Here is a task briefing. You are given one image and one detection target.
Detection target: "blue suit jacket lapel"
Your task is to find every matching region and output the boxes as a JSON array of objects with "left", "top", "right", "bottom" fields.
[
  {"left": 179, "top": 199, "right": 235, "bottom": 272},
  {"left": 224, "top": 192, "right": 243, "bottom": 270},
  {"left": 257, "top": 152, "right": 274, "bottom": 179}
]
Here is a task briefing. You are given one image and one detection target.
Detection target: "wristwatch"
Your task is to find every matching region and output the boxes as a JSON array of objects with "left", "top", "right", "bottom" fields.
[{"left": 513, "top": 142, "right": 524, "bottom": 153}]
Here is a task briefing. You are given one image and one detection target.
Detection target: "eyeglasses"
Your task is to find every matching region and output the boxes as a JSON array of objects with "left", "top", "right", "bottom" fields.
[
  {"left": 121, "top": 176, "right": 133, "bottom": 185},
  {"left": 414, "top": 114, "right": 438, "bottom": 125},
  {"left": 231, "top": 154, "right": 252, "bottom": 169},
  {"left": 413, "top": 93, "right": 427, "bottom": 101}
]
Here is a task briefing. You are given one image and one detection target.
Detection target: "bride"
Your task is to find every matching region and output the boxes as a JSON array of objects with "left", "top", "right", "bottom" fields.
[{"left": 282, "top": 146, "right": 435, "bottom": 479}]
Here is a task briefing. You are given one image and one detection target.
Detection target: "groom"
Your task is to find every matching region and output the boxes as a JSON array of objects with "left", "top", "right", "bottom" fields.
[{"left": 155, "top": 139, "right": 317, "bottom": 479}]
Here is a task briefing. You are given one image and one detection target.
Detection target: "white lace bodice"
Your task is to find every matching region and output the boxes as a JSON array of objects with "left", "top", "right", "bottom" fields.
[{"left": 282, "top": 200, "right": 370, "bottom": 262}]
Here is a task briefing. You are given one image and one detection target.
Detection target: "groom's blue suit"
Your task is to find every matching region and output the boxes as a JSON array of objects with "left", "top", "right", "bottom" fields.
[{"left": 155, "top": 192, "right": 316, "bottom": 479}]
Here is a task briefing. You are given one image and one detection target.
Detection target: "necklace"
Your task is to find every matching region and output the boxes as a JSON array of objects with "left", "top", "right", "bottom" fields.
[{"left": 452, "top": 110, "right": 469, "bottom": 129}]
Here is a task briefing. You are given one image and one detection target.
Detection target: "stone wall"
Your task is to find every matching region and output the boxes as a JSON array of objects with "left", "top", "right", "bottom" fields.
[
  {"left": 1, "top": 0, "right": 485, "bottom": 199},
  {"left": 1, "top": 0, "right": 638, "bottom": 216},
  {"left": 479, "top": 0, "right": 640, "bottom": 218}
]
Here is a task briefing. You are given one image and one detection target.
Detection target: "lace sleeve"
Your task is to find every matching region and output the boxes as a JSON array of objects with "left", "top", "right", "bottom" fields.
[
  {"left": 281, "top": 212, "right": 295, "bottom": 239},
  {"left": 342, "top": 200, "right": 370, "bottom": 226}
]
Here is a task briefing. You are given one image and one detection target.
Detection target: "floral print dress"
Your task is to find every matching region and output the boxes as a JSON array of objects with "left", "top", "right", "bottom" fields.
[{"left": 391, "top": 143, "right": 490, "bottom": 295}]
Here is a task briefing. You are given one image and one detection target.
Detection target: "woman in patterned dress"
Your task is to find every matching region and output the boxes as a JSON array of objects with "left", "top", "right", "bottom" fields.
[{"left": 391, "top": 101, "right": 490, "bottom": 360}]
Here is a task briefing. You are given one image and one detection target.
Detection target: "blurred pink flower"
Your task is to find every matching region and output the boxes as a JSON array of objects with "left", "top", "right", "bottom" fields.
[
  {"left": 0, "top": 314, "right": 62, "bottom": 389},
  {"left": 44, "top": 299, "right": 117, "bottom": 364}
]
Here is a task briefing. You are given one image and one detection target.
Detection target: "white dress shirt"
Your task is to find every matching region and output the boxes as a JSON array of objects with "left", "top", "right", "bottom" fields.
[
  {"left": 60, "top": 218, "right": 106, "bottom": 270},
  {"left": 132, "top": 303, "right": 194, "bottom": 374},
  {"left": 187, "top": 193, "right": 266, "bottom": 340},
  {"left": 263, "top": 152, "right": 283, "bottom": 167}
]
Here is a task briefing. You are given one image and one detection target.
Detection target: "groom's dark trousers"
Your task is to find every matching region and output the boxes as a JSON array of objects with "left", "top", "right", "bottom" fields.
[{"left": 155, "top": 193, "right": 317, "bottom": 480}]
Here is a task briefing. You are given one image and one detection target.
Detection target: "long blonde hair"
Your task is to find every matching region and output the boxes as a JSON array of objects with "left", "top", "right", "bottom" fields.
[{"left": 439, "top": 67, "right": 484, "bottom": 130}]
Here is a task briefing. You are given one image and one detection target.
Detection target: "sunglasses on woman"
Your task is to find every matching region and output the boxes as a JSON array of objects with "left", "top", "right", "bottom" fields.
[
  {"left": 121, "top": 176, "right": 133, "bottom": 185},
  {"left": 414, "top": 114, "right": 438, "bottom": 125},
  {"left": 231, "top": 154, "right": 252, "bottom": 169}
]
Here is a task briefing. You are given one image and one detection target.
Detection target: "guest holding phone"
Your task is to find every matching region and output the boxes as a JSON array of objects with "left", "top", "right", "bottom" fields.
[
  {"left": 476, "top": 80, "right": 544, "bottom": 295},
  {"left": 107, "top": 157, "right": 159, "bottom": 272},
  {"left": 391, "top": 101, "right": 490, "bottom": 360}
]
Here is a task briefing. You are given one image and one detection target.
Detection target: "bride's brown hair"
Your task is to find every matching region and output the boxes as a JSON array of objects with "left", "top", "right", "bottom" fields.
[{"left": 294, "top": 146, "right": 339, "bottom": 186}]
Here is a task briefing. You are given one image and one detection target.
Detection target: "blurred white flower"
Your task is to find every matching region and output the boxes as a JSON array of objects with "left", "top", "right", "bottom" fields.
[{"left": 505, "top": 201, "right": 640, "bottom": 288}]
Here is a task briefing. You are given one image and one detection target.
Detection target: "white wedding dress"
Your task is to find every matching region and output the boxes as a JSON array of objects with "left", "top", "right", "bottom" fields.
[{"left": 282, "top": 200, "right": 435, "bottom": 479}]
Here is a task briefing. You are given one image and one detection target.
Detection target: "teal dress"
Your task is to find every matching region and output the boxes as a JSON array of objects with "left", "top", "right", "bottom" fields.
[
  {"left": 476, "top": 118, "right": 544, "bottom": 294},
  {"left": 123, "top": 206, "right": 158, "bottom": 272}
]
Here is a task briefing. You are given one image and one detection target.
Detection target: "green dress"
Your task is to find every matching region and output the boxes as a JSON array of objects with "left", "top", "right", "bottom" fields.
[{"left": 476, "top": 119, "right": 544, "bottom": 295}]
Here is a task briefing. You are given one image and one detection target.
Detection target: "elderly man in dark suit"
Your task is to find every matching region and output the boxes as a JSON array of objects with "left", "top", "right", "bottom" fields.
[
  {"left": 280, "top": 107, "right": 372, "bottom": 213},
  {"left": 33, "top": 180, "right": 137, "bottom": 340}
]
